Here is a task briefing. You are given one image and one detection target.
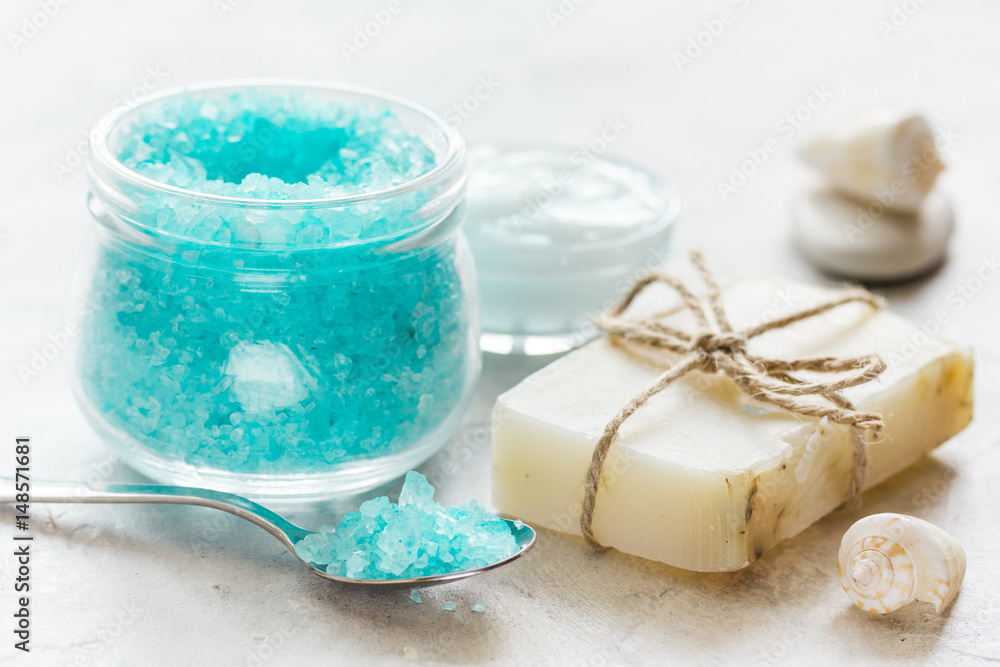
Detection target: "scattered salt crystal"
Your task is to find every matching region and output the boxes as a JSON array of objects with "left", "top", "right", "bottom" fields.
[
  {"left": 398, "top": 470, "right": 435, "bottom": 507},
  {"left": 294, "top": 472, "right": 519, "bottom": 580},
  {"left": 471, "top": 599, "right": 487, "bottom": 613},
  {"left": 409, "top": 588, "right": 422, "bottom": 604},
  {"left": 442, "top": 601, "right": 457, "bottom": 612}
]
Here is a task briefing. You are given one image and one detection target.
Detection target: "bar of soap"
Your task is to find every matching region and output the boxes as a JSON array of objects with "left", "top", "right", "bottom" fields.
[{"left": 491, "top": 278, "right": 973, "bottom": 572}]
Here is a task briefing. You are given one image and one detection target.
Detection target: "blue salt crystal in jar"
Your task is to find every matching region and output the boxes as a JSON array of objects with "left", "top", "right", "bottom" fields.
[{"left": 74, "top": 82, "right": 479, "bottom": 498}]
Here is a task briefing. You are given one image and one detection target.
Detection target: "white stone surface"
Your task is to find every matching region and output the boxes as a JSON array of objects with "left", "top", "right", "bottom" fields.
[{"left": 1, "top": 1, "right": 999, "bottom": 665}]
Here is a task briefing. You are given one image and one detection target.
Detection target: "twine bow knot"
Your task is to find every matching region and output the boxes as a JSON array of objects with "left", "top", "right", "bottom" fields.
[{"left": 580, "top": 251, "right": 887, "bottom": 551}]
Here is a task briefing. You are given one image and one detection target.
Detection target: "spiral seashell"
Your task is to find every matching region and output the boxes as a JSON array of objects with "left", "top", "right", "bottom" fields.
[{"left": 838, "top": 513, "right": 966, "bottom": 614}]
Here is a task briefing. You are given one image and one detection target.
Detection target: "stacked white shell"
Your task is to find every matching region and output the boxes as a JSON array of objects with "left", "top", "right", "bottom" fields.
[
  {"left": 793, "top": 110, "right": 954, "bottom": 282},
  {"left": 800, "top": 111, "right": 944, "bottom": 214},
  {"left": 838, "top": 513, "right": 966, "bottom": 614}
]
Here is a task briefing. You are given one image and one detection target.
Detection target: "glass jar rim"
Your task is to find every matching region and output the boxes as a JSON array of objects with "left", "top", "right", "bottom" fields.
[{"left": 87, "top": 78, "right": 466, "bottom": 209}]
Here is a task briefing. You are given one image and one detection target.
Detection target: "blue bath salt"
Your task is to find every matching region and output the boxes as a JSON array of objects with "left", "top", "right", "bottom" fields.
[
  {"left": 112, "top": 89, "right": 438, "bottom": 245},
  {"left": 77, "top": 89, "right": 471, "bottom": 475},
  {"left": 295, "top": 472, "right": 519, "bottom": 580},
  {"left": 471, "top": 599, "right": 487, "bottom": 613},
  {"left": 442, "top": 601, "right": 457, "bottom": 612},
  {"left": 409, "top": 588, "right": 423, "bottom": 604}
]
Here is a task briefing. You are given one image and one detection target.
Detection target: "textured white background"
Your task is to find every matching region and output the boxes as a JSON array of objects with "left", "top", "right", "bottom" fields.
[{"left": 2, "top": 1, "right": 999, "bottom": 665}]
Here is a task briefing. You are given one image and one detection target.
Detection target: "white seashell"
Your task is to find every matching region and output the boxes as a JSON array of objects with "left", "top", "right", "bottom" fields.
[
  {"left": 800, "top": 110, "right": 944, "bottom": 215},
  {"left": 838, "top": 513, "right": 966, "bottom": 614}
]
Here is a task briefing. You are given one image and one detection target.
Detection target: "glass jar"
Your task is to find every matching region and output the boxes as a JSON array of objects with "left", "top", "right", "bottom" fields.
[{"left": 74, "top": 81, "right": 478, "bottom": 499}]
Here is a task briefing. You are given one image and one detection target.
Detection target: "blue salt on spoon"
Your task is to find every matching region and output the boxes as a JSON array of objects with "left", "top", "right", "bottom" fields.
[{"left": 0, "top": 475, "right": 536, "bottom": 589}]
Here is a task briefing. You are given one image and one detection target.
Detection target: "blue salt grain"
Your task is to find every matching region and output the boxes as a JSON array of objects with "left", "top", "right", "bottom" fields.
[
  {"left": 78, "top": 89, "right": 471, "bottom": 475},
  {"left": 295, "top": 472, "right": 520, "bottom": 580},
  {"left": 113, "top": 90, "right": 437, "bottom": 243},
  {"left": 471, "top": 599, "right": 487, "bottom": 613},
  {"left": 442, "top": 601, "right": 457, "bottom": 612},
  {"left": 409, "top": 588, "right": 422, "bottom": 604}
]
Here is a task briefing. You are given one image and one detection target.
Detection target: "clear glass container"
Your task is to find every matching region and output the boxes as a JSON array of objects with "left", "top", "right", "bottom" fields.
[
  {"left": 464, "top": 144, "right": 680, "bottom": 355},
  {"left": 73, "top": 81, "right": 478, "bottom": 499}
]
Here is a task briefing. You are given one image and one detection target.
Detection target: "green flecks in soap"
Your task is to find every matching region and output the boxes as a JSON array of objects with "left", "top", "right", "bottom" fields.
[{"left": 295, "top": 472, "right": 519, "bottom": 580}]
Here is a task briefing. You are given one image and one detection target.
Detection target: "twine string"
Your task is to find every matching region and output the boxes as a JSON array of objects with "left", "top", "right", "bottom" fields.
[{"left": 580, "top": 250, "right": 886, "bottom": 551}]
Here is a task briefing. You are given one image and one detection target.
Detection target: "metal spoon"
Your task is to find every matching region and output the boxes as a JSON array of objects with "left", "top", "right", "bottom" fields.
[{"left": 0, "top": 478, "right": 536, "bottom": 589}]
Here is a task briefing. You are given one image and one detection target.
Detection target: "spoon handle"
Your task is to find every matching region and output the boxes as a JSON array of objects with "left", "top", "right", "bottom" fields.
[{"left": 0, "top": 477, "right": 314, "bottom": 550}]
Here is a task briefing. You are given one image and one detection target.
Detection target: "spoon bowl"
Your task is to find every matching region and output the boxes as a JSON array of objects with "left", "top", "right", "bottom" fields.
[
  {"left": 1, "top": 478, "right": 536, "bottom": 589},
  {"left": 308, "top": 519, "right": 536, "bottom": 589}
]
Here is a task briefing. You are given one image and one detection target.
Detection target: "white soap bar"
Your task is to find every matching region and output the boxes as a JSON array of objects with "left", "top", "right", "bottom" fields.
[
  {"left": 793, "top": 187, "right": 954, "bottom": 282},
  {"left": 492, "top": 278, "right": 973, "bottom": 572}
]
